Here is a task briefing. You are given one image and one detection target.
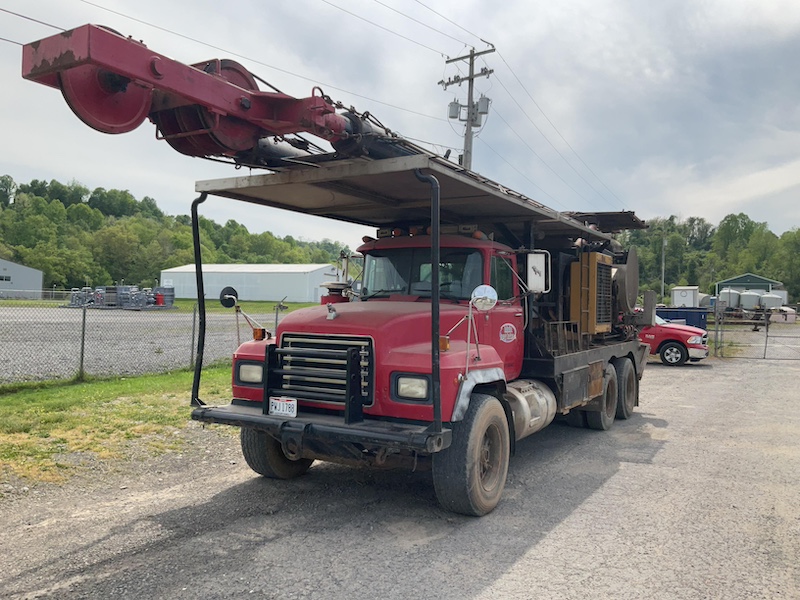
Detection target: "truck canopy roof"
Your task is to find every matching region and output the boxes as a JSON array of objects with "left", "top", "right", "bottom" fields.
[{"left": 196, "top": 153, "right": 646, "bottom": 248}]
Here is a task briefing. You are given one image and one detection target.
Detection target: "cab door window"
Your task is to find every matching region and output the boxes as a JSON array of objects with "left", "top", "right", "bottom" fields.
[{"left": 490, "top": 255, "right": 516, "bottom": 301}]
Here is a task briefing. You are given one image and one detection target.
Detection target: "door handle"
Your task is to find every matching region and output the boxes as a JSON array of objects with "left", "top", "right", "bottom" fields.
[{"left": 514, "top": 312, "right": 523, "bottom": 317}]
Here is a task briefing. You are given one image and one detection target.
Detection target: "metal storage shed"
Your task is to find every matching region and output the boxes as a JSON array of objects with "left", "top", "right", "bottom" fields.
[
  {"left": 0, "top": 258, "right": 43, "bottom": 299},
  {"left": 159, "top": 263, "right": 339, "bottom": 303}
]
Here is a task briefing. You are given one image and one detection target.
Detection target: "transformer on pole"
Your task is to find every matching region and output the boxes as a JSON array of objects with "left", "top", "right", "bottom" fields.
[{"left": 438, "top": 46, "right": 495, "bottom": 170}]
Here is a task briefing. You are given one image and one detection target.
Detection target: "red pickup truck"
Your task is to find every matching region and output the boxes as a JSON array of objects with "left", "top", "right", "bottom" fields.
[{"left": 639, "top": 315, "right": 709, "bottom": 366}]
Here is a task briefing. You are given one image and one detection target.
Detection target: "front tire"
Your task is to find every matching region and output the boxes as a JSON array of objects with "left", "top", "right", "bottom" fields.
[
  {"left": 240, "top": 428, "right": 314, "bottom": 479},
  {"left": 433, "top": 394, "right": 510, "bottom": 516},
  {"left": 660, "top": 341, "right": 688, "bottom": 366},
  {"left": 586, "top": 364, "right": 618, "bottom": 431},
  {"left": 612, "top": 357, "right": 637, "bottom": 419}
]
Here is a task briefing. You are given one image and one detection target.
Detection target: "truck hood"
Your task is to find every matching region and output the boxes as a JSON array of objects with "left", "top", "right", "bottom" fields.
[
  {"left": 277, "top": 301, "right": 469, "bottom": 342},
  {"left": 647, "top": 322, "right": 706, "bottom": 337}
]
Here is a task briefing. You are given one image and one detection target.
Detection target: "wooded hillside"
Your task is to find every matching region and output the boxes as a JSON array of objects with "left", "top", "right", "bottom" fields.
[
  {"left": 0, "top": 175, "right": 349, "bottom": 289},
  {"left": 1, "top": 174, "right": 797, "bottom": 301}
]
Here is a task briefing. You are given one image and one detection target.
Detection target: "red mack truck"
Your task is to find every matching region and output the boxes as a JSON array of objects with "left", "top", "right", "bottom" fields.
[{"left": 22, "top": 25, "right": 655, "bottom": 515}]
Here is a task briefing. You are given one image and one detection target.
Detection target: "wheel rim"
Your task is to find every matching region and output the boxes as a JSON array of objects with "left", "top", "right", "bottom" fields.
[
  {"left": 479, "top": 424, "right": 503, "bottom": 492},
  {"left": 664, "top": 346, "right": 681, "bottom": 363}
]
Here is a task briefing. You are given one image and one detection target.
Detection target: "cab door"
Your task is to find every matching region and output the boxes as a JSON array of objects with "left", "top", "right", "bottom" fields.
[{"left": 482, "top": 252, "right": 524, "bottom": 380}]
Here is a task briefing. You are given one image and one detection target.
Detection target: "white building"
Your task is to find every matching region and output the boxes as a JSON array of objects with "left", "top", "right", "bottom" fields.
[
  {"left": 160, "top": 263, "right": 340, "bottom": 303},
  {"left": 670, "top": 286, "right": 700, "bottom": 307},
  {"left": 0, "top": 258, "right": 43, "bottom": 299}
]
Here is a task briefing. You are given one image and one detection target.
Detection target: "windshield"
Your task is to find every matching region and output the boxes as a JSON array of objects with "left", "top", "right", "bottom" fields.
[
  {"left": 361, "top": 248, "right": 484, "bottom": 301},
  {"left": 654, "top": 315, "right": 667, "bottom": 325}
]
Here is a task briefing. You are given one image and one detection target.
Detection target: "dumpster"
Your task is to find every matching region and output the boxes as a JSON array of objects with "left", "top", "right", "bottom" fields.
[{"left": 656, "top": 307, "right": 709, "bottom": 330}]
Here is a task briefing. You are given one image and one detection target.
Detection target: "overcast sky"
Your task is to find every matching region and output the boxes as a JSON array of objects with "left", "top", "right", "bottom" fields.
[{"left": 1, "top": 0, "right": 799, "bottom": 250}]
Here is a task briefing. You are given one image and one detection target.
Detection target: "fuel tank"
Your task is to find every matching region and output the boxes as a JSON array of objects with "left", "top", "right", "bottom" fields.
[{"left": 504, "top": 379, "right": 558, "bottom": 441}]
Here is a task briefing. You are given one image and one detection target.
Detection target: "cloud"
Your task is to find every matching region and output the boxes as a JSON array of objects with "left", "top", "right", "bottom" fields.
[{"left": 1, "top": 0, "right": 799, "bottom": 245}]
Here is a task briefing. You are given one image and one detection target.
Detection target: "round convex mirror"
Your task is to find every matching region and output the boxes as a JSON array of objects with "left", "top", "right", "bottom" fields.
[
  {"left": 219, "top": 286, "right": 239, "bottom": 308},
  {"left": 471, "top": 284, "right": 498, "bottom": 311}
]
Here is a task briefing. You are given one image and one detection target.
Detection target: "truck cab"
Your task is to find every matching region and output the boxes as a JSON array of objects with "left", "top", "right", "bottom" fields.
[{"left": 232, "top": 233, "right": 525, "bottom": 425}]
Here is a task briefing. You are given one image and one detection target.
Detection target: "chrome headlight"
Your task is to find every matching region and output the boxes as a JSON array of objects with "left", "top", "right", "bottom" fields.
[
  {"left": 687, "top": 336, "right": 704, "bottom": 345},
  {"left": 238, "top": 363, "right": 263, "bottom": 384},
  {"left": 396, "top": 376, "right": 429, "bottom": 400}
]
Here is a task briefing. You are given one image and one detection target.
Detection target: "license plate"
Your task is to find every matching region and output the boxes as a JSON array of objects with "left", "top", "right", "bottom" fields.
[{"left": 268, "top": 396, "right": 297, "bottom": 418}]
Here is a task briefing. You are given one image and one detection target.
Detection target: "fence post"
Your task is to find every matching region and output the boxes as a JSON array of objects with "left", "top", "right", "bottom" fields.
[
  {"left": 190, "top": 303, "right": 197, "bottom": 369},
  {"left": 78, "top": 303, "right": 87, "bottom": 380}
]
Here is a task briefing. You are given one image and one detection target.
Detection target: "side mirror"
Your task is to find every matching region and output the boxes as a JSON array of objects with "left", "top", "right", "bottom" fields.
[
  {"left": 526, "top": 250, "right": 551, "bottom": 293},
  {"left": 220, "top": 286, "right": 238, "bottom": 309},
  {"left": 471, "top": 285, "right": 498, "bottom": 312}
]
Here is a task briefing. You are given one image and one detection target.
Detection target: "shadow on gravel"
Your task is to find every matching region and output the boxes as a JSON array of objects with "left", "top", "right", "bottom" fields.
[
  {"left": 645, "top": 360, "right": 715, "bottom": 370},
  {"left": 4, "top": 413, "right": 669, "bottom": 599}
]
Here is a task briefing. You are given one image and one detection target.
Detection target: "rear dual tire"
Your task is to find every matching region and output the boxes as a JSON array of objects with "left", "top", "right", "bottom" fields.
[
  {"left": 586, "top": 364, "right": 618, "bottom": 431},
  {"left": 612, "top": 357, "right": 637, "bottom": 420}
]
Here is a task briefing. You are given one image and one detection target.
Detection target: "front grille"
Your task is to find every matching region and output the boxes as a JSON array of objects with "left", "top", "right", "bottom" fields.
[{"left": 276, "top": 334, "right": 374, "bottom": 406}]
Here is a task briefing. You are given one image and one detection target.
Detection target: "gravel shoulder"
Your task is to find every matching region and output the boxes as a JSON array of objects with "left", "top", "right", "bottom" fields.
[{"left": 1, "top": 357, "right": 798, "bottom": 599}]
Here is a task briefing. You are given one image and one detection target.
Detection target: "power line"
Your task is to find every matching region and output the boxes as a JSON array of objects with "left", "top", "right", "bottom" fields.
[
  {"left": 0, "top": 36, "right": 22, "bottom": 46},
  {"left": 411, "top": 0, "right": 490, "bottom": 46},
  {"left": 496, "top": 52, "right": 626, "bottom": 209},
  {"left": 319, "top": 0, "right": 447, "bottom": 56},
  {"left": 402, "top": 134, "right": 461, "bottom": 152},
  {"left": 493, "top": 72, "right": 618, "bottom": 210},
  {"left": 493, "top": 108, "right": 592, "bottom": 206},
  {"left": 476, "top": 138, "right": 567, "bottom": 210},
  {"left": 370, "top": 0, "right": 471, "bottom": 47},
  {"left": 412, "top": 1, "right": 626, "bottom": 209},
  {"left": 0, "top": 7, "right": 64, "bottom": 31},
  {"left": 76, "top": 0, "right": 445, "bottom": 122}
]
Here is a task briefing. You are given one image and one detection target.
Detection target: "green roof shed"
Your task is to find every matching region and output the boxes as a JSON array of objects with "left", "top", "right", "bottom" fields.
[{"left": 715, "top": 273, "right": 783, "bottom": 296}]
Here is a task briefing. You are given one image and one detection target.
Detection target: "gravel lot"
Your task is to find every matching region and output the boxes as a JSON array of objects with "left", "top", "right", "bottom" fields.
[
  {"left": 0, "top": 357, "right": 798, "bottom": 599},
  {"left": 0, "top": 307, "right": 277, "bottom": 383}
]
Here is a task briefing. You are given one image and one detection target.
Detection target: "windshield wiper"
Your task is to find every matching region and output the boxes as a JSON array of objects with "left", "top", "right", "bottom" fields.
[{"left": 361, "top": 289, "right": 392, "bottom": 300}]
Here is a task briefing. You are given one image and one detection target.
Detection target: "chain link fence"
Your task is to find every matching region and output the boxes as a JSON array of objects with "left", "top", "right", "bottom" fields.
[
  {"left": 0, "top": 294, "right": 276, "bottom": 384},
  {"left": 713, "top": 306, "right": 800, "bottom": 360}
]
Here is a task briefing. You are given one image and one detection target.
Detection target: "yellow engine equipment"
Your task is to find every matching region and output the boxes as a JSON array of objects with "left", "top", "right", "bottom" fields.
[{"left": 570, "top": 252, "right": 613, "bottom": 335}]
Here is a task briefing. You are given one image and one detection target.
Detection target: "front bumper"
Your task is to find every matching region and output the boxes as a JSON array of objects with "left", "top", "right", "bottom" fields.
[
  {"left": 191, "top": 400, "right": 451, "bottom": 454},
  {"left": 688, "top": 347, "right": 709, "bottom": 360}
]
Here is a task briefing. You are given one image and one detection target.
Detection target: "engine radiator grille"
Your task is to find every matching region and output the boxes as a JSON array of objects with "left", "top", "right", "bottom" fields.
[{"left": 275, "top": 334, "right": 374, "bottom": 406}]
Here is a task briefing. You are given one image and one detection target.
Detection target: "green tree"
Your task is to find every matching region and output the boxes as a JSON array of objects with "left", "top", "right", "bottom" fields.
[
  {"left": 88, "top": 188, "right": 138, "bottom": 218},
  {"left": 46, "top": 179, "right": 89, "bottom": 207},
  {"left": 712, "top": 213, "right": 757, "bottom": 261},
  {"left": 0, "top": 175, "right": 16, "bottom": 207},
  {"left": 66, "top": 203, "right": 105, "bottom": 231}
]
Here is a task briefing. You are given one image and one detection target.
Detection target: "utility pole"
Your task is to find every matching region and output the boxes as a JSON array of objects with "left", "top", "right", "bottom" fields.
[
  {"left": 439, "top": 47, "right": 495, "bottom": 171},
  {"left": 661, "top": 237, "right": 667, "bottom": 302}
]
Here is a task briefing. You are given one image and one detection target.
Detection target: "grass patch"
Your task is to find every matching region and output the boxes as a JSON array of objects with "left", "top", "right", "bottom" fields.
[
  {"left": 0, "top": 297, "right": 319, "bottom": 314},
  {"left": 0, "top": 366, "right": 233, "bottom": 484},
  {"left": 169, "top": 298, "right": 318, "bottom": 314}
]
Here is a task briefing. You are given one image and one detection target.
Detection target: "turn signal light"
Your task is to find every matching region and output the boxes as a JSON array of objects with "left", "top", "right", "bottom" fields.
[
  {"left": 253, "top": 328, "right": 267, "bottom": 341},
  {"left": 439, "top": 335, "right": 450, "bottom": 351}
]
